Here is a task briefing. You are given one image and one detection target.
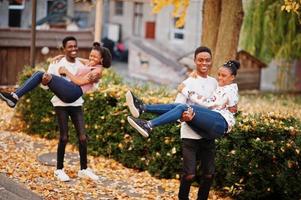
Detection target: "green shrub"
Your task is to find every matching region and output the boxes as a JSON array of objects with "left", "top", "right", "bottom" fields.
[
  {"left": 16, "top": 64, "right": 301, "bottom": 199},
  {"left": 215, "top": 113, "right": 301, "bottom": 200}
]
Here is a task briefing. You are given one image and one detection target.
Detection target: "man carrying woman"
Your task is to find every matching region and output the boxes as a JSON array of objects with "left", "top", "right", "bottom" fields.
[{"left": 0, "top": 36, "right": 111, "bottom": 182}]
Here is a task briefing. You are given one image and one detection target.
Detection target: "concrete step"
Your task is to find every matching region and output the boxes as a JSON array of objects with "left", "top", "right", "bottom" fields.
[
  {"left": 0, "top": 173, "right": 42, "bottom": 200},
  {"left": 0, "top": 187, "right": 24, "bottom": 200}
]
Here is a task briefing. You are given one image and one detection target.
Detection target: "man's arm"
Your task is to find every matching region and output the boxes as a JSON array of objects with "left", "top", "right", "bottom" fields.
[{"left": 58, "top": 66, "right": 101, "bottom": 86}]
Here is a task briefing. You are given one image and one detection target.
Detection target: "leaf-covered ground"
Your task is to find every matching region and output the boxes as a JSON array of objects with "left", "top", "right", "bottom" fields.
[{"left": 0, "top": 101, "right": 230, "bottom": 200}]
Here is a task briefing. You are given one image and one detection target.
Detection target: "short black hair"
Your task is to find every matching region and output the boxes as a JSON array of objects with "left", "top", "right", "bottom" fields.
[
  {"left": 194, "top": 46, "right": 212, "bottom": 59},
  {"left": 62, "top": 36, "right": 77, "bottom": 48}
]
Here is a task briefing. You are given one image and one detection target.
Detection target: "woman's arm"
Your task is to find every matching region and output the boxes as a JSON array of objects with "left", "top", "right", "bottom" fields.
[
  {"left": 78, "top": 57, "right": 89, "bottom": 65},
  {"left": 59, "top": 67, "right": 102, "bottom": 86}
]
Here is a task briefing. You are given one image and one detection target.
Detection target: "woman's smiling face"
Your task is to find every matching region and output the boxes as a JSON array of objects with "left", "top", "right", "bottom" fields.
[
  {"left": 217, "top": 66, "right": 235, "bottom": 86},
  {"left": 88, "top": 49, "right": 102, "bottom": 66}
]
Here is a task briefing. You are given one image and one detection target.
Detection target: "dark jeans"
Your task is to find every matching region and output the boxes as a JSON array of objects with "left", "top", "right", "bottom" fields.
[
  {"left": 178, "top": 138, "right": 215, "bottom": 200},
  {"left": 15, "top": 71, "right": 83, "bottom": 103},
  {"left": 145, "top": 103, "right": 228, "bottom": 139},
  {"left": 55, "top": 106, "right": 87, "bottom": 170}
]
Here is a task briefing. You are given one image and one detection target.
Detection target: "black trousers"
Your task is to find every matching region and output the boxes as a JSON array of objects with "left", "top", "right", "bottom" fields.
[
  {"left": 54, "top": 106, "right": 87, "bottom": 170},
  {"left": 178, "top": 138, "right": 216, "bottom": 200}
]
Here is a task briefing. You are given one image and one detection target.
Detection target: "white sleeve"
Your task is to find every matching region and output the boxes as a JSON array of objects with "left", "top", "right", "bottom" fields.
[
  {"left": 40, "top": 63, "right": 57, "bottom": 90},
  {"left": 227, "top": 88, "right": 239, "bottom": 107},
  {"left": 189, "top": 93, "right": 208, "bottom": 107},
  {"left": 47, "top": 63, "right": 59, "bottom": 75},
  {"left": 181, "top": 86, "right": 192, "bottom": 99}
]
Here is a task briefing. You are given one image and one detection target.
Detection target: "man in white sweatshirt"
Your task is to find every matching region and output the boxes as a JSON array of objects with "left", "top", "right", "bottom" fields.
[
  {"left": 176, "top": 46, "right": 217, "bottom": 200},
  {"left": 48, "top": 36, "right": 98, "bottom": 182}
]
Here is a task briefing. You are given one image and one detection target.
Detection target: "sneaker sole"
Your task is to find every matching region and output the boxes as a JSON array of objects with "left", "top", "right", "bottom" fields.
[
  {"left": 0, "top": 93, "right": 16, "bottom": 108},
  {"left": 54, "top": 174, "right": 70, "bottom": 182},
  {"left": 127, "top": 116, "right": 149, "bottom": 138},
  {"left": 78, "top": 173, "right": 99, "bottom": 181},
  {"left": 126, "top": 91, "right": 140, "bottom": 118}
]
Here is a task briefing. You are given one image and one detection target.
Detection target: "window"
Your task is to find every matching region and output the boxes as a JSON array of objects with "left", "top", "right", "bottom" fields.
[
  {"left": 171, "top": 17, "right": 185, "bottom": 42},
  {"left": 9, "top": 0, "right": 25, "bottom": 27},
  {"left": 46, "top": 0, "right": 67, "bottom": 24},
  {"left": 133, "top": 2, "right": 143, "bottom": 36},
  {"left": 74, "top": 11, "right": 89, "bottom": 28},
  {"left": 115, "top": 0, "right": 123, "bottom": 16}
]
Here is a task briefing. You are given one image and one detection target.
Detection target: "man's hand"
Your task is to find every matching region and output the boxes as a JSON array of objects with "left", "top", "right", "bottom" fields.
[
  {"left": 48, "top": 55, "right": 64, "bottom": 64},
  {"left": 58, "top": 66, "right": 68, "bottom": 76},
  {"left": 41, "top": 73, "right": 52, "bottom": 85},
  {"left": 88, "top": 72, "right": 101, "bottom": 82},
  {"left": 180, "top": 107, "right": 195, "bottom": 122}
]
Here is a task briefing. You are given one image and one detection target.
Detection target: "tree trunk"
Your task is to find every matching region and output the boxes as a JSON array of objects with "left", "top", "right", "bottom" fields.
[
  {"left": 201, "top": 0, "right": 221, "bottom": 57},
  {"left": 202, "top": 0, "right": 244, "bottom": 75}
]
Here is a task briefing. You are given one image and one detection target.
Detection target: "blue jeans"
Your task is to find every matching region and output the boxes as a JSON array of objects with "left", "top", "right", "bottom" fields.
[
  {"left": 145, "top": 103, "right": 228, "bottom": 139},
  {"left": 15, "top": 71, "right": 83, "bottom": 103}
]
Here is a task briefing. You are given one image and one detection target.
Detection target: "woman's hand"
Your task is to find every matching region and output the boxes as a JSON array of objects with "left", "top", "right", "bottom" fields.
[{"left": 49, "top": 55, "right": 64, "bottom": 64}]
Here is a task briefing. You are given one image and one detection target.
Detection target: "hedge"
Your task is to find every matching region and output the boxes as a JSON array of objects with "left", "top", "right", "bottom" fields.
[{"left": 16, "top": 65, "right": 301, "bottom": 199}]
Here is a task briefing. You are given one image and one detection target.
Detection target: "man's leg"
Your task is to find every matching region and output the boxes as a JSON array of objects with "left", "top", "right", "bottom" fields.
[
  {"left": 54, "top": 107, "right": 69, "bottom": 170},
  {"left": 69, "top": 106, "right": 87, "bottom": 170},
  {"left": 53, "top": 106, "right": 70, "bottom": 182},
  {"left": 178, "top": 139, "right": 201, "bottom": 200},
  {"left": 70, "top": 106, "right": 99, "bottom": 181},
  {"left": 197, "top": 138, "right": 216, "bottom": 200}
]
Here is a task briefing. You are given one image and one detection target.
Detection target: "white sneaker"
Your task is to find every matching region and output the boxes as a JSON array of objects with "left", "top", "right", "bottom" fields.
[
  {"left": 78, "top": 168, "right": 99, "bottom": 181},
  {"left": 54, "top": 169, "right": 70, "bottom": 182}
]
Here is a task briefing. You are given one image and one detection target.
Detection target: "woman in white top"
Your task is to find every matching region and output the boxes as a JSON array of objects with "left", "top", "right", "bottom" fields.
[{"left": 126, "top": 60, "right": 240, "bottom": 139}]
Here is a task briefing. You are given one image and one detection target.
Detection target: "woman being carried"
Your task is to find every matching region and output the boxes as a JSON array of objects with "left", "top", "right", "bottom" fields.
[
  {"left": 126, "top": 60, "right": 240, "bottom": 139},
  {"left": 0, "top": 42, "right": 112, "bottom": 108}
]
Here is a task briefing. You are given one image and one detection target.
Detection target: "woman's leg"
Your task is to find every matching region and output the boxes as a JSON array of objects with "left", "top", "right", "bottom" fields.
[
  {"left": 14, "top": 71, "right": 44, "bottom": 98},
  {"left": 126, "top": 91, "right": 180, "bottom": 117},
  {"left": 127, "top": 103, "right": 188, "bottom": 138},
  {"left": 149, "top": 103, "right": 190, "bottom": 127},
  {"left": 0, "top": 71, "right": 46, "bottom": 108},
  {"left": 186, "top": 105, "right": 228, "bottom": 139},
  {"left": 144, "top": 103, "right": 181, "bottom": 115},
  {"left": 15, "top": 71, "right": 83, "bottom": 103},
  {"left": 47, "top": 75, "right": 83, "bottom": 103},
  {"left": 148, "top": 104, "right": 227, "bottom": 139}
]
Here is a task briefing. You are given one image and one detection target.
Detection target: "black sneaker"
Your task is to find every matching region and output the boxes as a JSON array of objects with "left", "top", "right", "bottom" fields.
[
  {"left": 0, "top": 92, "right": 17, "bottom": 108},
  {"left": 127, "top": 116, "right": 152, "bottom": 138},
  {"left": 126, "top": 91, "right": 144, "bottom": 118}
]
